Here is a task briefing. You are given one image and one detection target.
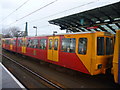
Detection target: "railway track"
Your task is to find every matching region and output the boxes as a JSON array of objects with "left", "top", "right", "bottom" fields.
[
  {"left": 2, "top": 50, "right": 120, "bottom": 88},
  {"left": 2, "top": 54, "right": 64, "bottom": 89}
]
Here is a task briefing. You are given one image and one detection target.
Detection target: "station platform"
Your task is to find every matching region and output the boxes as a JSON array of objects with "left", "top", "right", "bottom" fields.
[{"left": 0, "top": 63, "right": 25, "bottom": 89}]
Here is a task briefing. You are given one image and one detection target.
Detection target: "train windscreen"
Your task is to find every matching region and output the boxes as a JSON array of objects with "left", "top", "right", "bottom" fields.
[
  {"left": 106, "top": 37, "right": 114, "bottom": 55},
  {"left": 97, "top": 37, "right": 113, "bottom": 55},
  {"left": 97, "top": 37, "right": 104, "bottom": 55}
]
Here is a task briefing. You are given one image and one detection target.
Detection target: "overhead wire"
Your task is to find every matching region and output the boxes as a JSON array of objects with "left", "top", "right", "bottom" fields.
[
  {"left": 28, "top": 0, "right": 100, "bottom": 23},
  {"left": 0, "top": 0, "right": 30, "bottom": 23},
  {"left": 14, "top": 0, "right": 58, "bottom": 23},
  {"left": 6, "top": 0, "right": 99, "bottom": 28},
  {"left": 7, "top": 0, "right": 58, "bottom": 27}
]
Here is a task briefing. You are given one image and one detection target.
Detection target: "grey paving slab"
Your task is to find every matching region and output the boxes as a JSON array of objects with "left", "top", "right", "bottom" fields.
[{"left": 0, "top": 63, "right": 25, "bottom": 89}]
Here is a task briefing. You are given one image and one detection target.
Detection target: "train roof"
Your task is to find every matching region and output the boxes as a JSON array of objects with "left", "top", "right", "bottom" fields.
[
  {"left": 3, "top": 31, "right": 112, "bottom": 39},
  {"left": 24, "top": 31, "right": 111, "bottom": 38},
  {"left": 26, "top": 31, "right": 96, "bottom": 37}
]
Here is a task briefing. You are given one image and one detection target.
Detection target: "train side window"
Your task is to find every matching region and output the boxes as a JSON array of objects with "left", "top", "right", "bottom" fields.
[
  {"left": 33, "top": 39, "right": 38, "bottom": 48},
  {"left": 21, "top": 40, "right": 23, "bottom": 46},
  {"left": 6, "top": 40, "right": 10, "bottom": 45},
  {"left": 40, "top": 39, "right": 46, "bottom": 50},
  {"left": 13, "top": 40, "right": 16, "bottom": 45},
  {"left": 97, "top": 37, "right": 104, "bottom": 55},
  {"left": 78, "top": 38, "right": 87, "bottom": 55},
  {"left": 27, "top": 39, "right": 33, "bottom": 48},
  {"left": 49, "top": 39, "right": 52, "bottom": 50},
  {"left": 30, "top": 40, "right": 33, "bottom": 48},
  {"left": 8, "top": 40, "right": 10, "bottom": 45},
  {"left": 106, "top": 37, "right": 114, "bottom": 55},
  {"left": 18, "top": 40, "right": 22, "bottom": 46},
  {"left": 27, "top": 39, "right": 30, "bottom": 47},
  {"left": 70, "top": 38, "right": 76, "bottom": 53},
  {"left": 54, "top": 39, "right": 58, "bottom": 50},
  {"left": 5, "top": 40, "right": 7, "bottom": 44},
  {"left": 10, "top": 40, "right": 12, "bottom": 45},
  {"left": 61, "top": 38, "right": 76, "bottom": 53}
]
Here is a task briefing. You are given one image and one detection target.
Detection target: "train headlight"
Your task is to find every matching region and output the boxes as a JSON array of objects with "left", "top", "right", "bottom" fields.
[{"left": 98, "top": 64, "right": 102, "bottom": 69}]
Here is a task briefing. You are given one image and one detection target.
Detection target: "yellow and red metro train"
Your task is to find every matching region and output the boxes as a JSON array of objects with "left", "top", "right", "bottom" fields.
[{"left": 2, "top": 31, "right": 114, "bottom": 75}]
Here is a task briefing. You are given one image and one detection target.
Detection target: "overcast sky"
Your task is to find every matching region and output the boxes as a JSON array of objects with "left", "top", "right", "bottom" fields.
[{"left": 0, "top": 0, "right": 120, "bottom": 36}]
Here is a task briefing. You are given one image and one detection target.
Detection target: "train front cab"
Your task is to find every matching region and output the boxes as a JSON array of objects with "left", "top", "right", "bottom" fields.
[
  {"left": 91, "top": 32, "right": 114, "bottom": 75},
  {"left": 76, "top": 32, "right": 114, "bottom": 75},
  {"left": 113, "top": 30, "right": 120, "bottom": 84}
]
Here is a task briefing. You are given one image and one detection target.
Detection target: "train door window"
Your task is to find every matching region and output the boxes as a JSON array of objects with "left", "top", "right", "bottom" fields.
[
  {"left": 49, "top": 39, "right": 52, "bottom": 50},
  {"left": 33, "top": 39, "right": 38, "bottom": 48},
  {"left": 61, "top": 38, "right": 76, "bottom": 53},
  {"left": 54, "top": 39, "right": 58, "bottom": 50},
  {"left": 22, "top": 39, "right": 26, "bottom": 47},
  {"left": 40, "top": 39, "right": 46, "bottom": 50},
  {"left": 78, "top": 38, "right": 87, "bottom": 55},
  {"left": 97, "top": 37, "right": 104, "bottom": 55},
  {"left": 106, "top": 37, "right": 114, "bottom": 55}
]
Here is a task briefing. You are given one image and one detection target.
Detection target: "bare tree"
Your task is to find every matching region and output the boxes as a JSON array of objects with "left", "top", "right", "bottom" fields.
[
  {"left": 2, "top": 28, "right": 10, "bottom": 37},
  {"left": 2, "top": 26, "right": 25, "bottom": 38}
]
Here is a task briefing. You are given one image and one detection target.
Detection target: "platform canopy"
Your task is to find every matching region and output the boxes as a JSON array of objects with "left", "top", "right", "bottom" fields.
[{"left": 49, "top": 1, "right": 120, "bottom": 34}]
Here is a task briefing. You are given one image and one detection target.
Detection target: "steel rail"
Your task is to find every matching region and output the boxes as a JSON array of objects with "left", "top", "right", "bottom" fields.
[{"left": 2, "top": 54, "right": 63, "bottom": 89}]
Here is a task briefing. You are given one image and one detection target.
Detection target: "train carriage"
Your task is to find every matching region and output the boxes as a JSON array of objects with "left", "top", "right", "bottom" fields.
[{"left": 2, "top": 31, "right": 114, "bottom": 75}]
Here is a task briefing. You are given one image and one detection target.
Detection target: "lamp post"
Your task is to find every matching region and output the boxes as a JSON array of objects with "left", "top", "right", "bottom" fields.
[{"left": 33, "top": 26, "right": 37, "bottom": 36}]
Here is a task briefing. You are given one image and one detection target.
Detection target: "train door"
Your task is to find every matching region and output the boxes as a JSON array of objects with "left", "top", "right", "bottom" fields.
[
  {"left": 47, "top": 36, "right": 59, "bottom": 62},
  {"left": 10, "top": 39, "right": 13, "bottom": 50},
  {"left": 22, "top": 37, "right": 26, "bottom": 53}
]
